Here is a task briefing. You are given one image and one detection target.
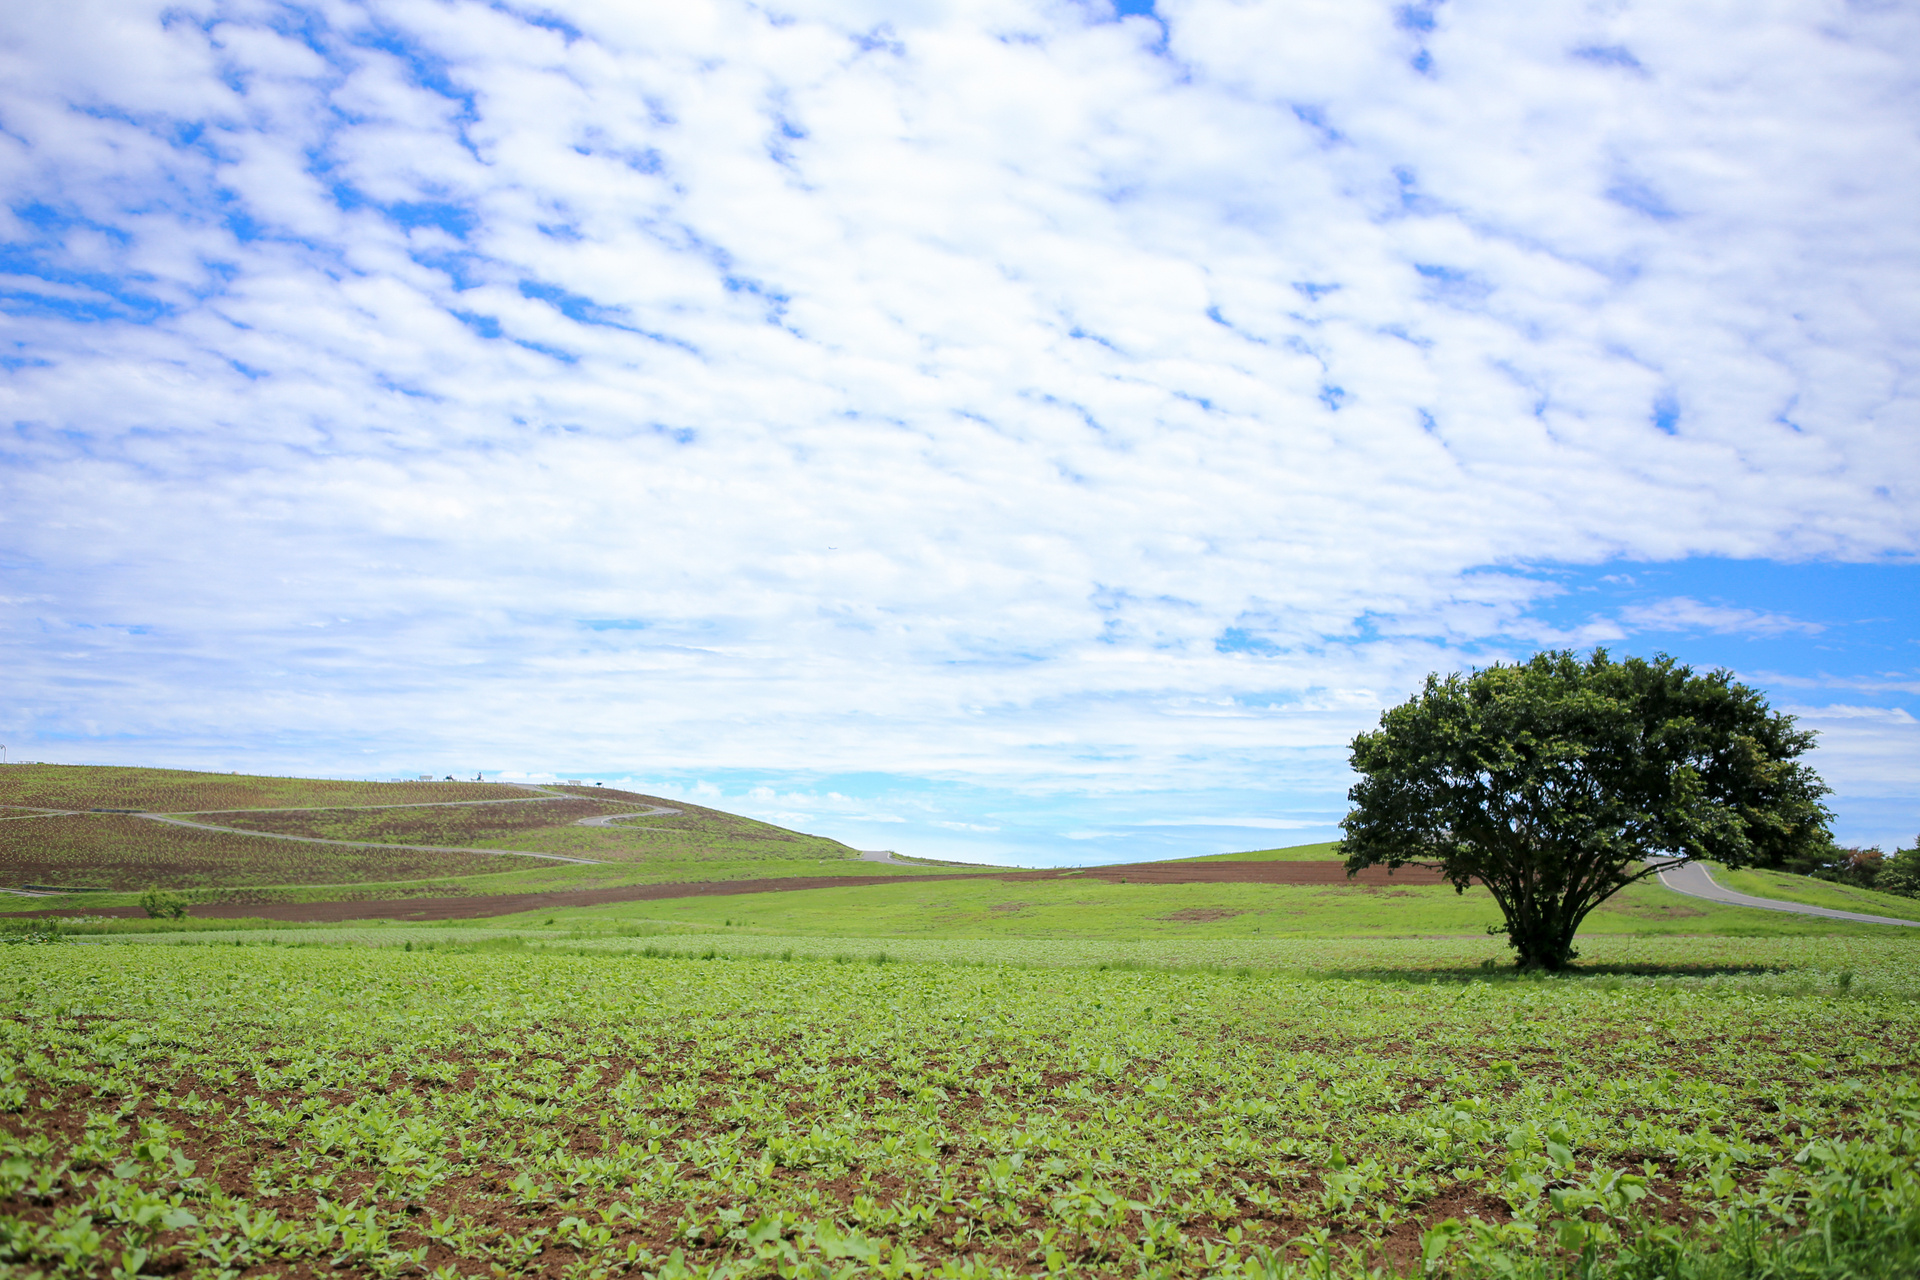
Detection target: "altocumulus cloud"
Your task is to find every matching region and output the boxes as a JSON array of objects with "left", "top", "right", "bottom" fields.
[{"left": 1, "top": 0, "right": 1916, "bottom": 860}]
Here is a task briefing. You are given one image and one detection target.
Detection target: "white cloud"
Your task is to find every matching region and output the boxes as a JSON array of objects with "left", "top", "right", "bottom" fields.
[
  {"left": 1787, "top": 705, "right": 1920, "bottom": 797},
  {"left": 0, "top": 0, "right": 1915, "bottom": 855},
  {"left": 1133, "top": 817, "right": 1328, "bottom": 830},
  {"left": 1619, "top": 597, "right": 1823, "bottom": 637}
]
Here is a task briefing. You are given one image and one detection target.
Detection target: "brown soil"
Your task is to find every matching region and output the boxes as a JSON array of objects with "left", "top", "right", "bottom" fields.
[
  {"left": 5, "top": 860, "right": 1455, "bottom": 924},
  {"left": 1158, "top": 907, "right": 1246, "bottom": 922}
]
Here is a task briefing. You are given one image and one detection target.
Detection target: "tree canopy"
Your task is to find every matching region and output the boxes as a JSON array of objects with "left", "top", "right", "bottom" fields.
[{"left": 1339, "top": 649, "right": 1833, "bottom": 969}]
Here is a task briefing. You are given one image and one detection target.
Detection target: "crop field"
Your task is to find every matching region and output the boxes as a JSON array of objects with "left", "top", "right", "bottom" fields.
[
  {"left": 2, "top": 937, "right": 1917, "bottom": 1279},
  {"left": 204, "top": 798, "right": 659, "bottom": 845},
  {"left": 0, "top": 814, "right": 542, "bottom": 892},
  {"left": 0, "top": 766, "right": 527, "bottom": 814},
  {"left": 203, "top": 792, "right": 861, "bottom": 867}
]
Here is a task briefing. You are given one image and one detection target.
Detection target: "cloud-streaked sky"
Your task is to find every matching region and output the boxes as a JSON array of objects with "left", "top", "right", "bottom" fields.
[{"left": 3, "top": 0, "right": 1916, "bottom": 864}]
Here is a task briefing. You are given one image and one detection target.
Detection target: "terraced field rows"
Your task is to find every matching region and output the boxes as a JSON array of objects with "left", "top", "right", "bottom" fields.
[
  {"left": 0, "top": 815, "right": 533, "bottom": 891},
  {"left": 203, "top": 798, "right": 655, "bottom": 844}
]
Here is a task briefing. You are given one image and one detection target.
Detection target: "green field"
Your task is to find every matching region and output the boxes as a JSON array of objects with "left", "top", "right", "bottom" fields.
[
  {"left": 2, "top": 935, "right": 1916, "bottom": 1279},
  {"left": 475, "top": 873, "right": 1888, "bottom": 942}
]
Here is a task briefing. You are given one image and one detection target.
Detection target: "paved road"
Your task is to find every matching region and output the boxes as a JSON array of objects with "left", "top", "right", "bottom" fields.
[{"left": 1653, "top": 859, "right": 1920, "bottom": 927}]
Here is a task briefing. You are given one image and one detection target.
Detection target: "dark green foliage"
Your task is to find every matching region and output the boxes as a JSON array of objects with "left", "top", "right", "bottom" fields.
[
  {"left": 1789, "top": 841, "right": 1920, "bottom": 899},
  {"left": 1876, "top": 844, "right": 1920, "bottom": 899},
  {"left": 137, "top": 886, "right": 189, "bottom": 919},
  {"left": 1340, "top": 650, "right": 1832, "bottom": 970}
]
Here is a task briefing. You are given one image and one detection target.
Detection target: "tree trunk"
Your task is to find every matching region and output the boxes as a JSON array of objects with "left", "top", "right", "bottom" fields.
[{"left": 1494, "top": 887, "right": 1581, "bottom": 970}]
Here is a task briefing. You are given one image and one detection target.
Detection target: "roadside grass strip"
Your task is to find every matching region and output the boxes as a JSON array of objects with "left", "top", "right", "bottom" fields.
[
  {"left": 3, "top": 937, "right": 1917, "bottom": 1278},
  {"left": 1707, "top": 867, "right": 1920, "bottom": 923}
]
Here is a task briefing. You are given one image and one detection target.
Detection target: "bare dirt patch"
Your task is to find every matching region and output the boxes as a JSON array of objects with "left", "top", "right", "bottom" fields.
[{"left": 1157, "top": 907, "right": 1246, "bottom": 922}]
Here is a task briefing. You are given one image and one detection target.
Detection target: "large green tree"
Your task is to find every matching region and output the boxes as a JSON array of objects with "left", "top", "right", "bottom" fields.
[{"left": 1340, "top": 650, "right": 1833, "bottom": 969}]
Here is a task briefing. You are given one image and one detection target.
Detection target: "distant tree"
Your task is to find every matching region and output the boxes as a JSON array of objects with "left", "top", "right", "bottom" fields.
[
  {"left": 1877, "top": 842, "right": 1920, "bottom": 899},
  {"left": 1339, "top": 650, "right": 1833, "bottom": 970},
  {"left": 1837, "top": 847, "right": 1887, "bottom": 888},
  {"left": 139, "top": 887, "right": 189, "bottom": 919}
]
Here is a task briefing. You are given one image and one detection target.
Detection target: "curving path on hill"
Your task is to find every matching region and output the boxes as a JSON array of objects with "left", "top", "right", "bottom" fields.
[
  {"left": 574, "top": 806, "right": 682, "bottom": 827},
  {"left": 138, "top": 813, "right": 605, "bottom": 866},
  {"left": 118, "top": 789, "right": 694, "bottom": 868},
  {"left": 1652, "top": 859, "right": 1920, "bottom": 928}
]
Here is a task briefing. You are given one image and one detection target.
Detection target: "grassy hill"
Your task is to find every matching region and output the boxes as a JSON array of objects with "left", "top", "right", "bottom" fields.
[
  {"left": 0, "top": 765, "right": 866, "bottom": 895},
  {"left": 1712, "top": 864, "right": 1920, "bottom": 922},
  {"left": 1182, "top": 840, "right": 1344, "bottom": 861}
]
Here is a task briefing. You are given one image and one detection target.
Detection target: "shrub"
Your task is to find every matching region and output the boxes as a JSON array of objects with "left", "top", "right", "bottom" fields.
[{"left": 138, "top": 887, "right": 189, "bottom": 919}]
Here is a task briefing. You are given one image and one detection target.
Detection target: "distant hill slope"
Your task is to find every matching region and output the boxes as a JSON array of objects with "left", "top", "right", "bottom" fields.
[
  {"left": 1181, "top": 841, "right": 1345, "bottom": 862},
  {"left": 0, "top": 764, "right": 528, "bottom": 811},
  {"left": 0, "top": 765, "right": 860, "bottom": 892},
  {"left": 206, "top": 783, "right": 857, "bottom": 865}
]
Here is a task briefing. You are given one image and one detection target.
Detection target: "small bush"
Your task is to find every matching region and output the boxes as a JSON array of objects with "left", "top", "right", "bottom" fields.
[
  {"left": 138, "top": 886, "right": 190, "bottom": 919},
  {"left": 0, "top": 920, "right": 64, "bottom": 945}
]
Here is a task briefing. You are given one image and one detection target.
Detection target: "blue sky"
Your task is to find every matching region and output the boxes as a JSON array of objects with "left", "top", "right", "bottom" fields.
[{"left": 1, "top": 0, "right": 1916, "bottom": 864}]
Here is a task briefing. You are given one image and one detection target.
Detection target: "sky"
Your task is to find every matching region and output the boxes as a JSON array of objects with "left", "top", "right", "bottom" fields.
[{"left": 1, "top": 0, "right": 1916, "bottom": 865}]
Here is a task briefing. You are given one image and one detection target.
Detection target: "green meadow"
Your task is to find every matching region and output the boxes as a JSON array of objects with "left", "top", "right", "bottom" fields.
[{"left": 483, "top": 871, "right": 1890, "bottom": 942}]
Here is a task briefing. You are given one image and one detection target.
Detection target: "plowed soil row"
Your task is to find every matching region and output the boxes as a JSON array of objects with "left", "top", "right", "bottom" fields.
[{"left": 8, "top": 861, "right": 1450, "bottom": 922}]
